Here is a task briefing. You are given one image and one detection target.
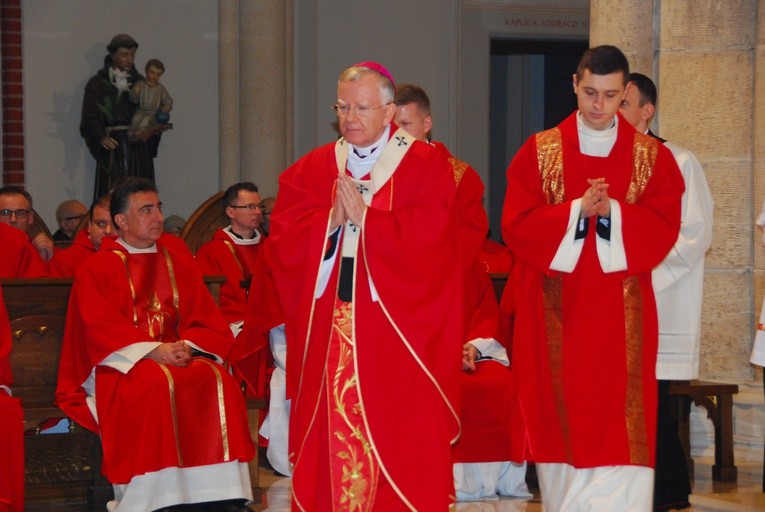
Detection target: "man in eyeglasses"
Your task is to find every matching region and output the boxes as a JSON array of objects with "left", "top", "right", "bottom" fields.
[
  {"left": 52, "top": 199, "right": 88, "bottom": 242},
  {"left": 268, "top": 62, "right": 462, "bottom": 510},
  {"left": 49, "top": 194, "right": 115, "bottom": 277},
  {"left": 0, "top": 186, "right": 55, "bottom": 264},
  {"left": 196, "top": 182, "right": 265, "bottom": 337}
]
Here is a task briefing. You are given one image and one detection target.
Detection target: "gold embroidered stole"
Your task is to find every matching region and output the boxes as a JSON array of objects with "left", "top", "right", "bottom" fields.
[
  {"left": 113, "top": 247, "right": 180, "bottom": 341},
  {"left": 321, "top": 130, "right": 415, "bottom": 509},
  {"left": 222, "top": 239, "right": 245, "bottom": 278},
  {"left": 113, "top": 247, "right": 232, "bottom": 467},
  {"left": 535, "top": 127, "right": 658, "bottom": 465}
]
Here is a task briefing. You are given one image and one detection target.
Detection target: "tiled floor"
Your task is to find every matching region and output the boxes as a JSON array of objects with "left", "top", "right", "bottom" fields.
[{"left": 253, "top": 458, "right": 765, "bottom": 511}]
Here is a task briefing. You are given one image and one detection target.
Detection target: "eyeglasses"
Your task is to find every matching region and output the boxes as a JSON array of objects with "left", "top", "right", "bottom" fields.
[
  {"left": 63, "top": 215, "right": 85, "bottom": 222},
  {"left": 0, "top": 209, "right": 30, "bottom": 219},
  {"left": 228, "top": 203, "right": 265, "bottom": 211},
  {"left": 332, "top": 102, "right": 392, "bottom": 118}
]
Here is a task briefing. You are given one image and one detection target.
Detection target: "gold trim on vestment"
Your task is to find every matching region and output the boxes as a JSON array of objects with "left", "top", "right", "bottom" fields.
[
  {"left": 542, "top": 275, "right": 574, "bottom": 462},
  {"left": 536, "top": 128, "right": 565, "bottom": 205},
  {"left": 627, "top": 132, "right": 658, "bottom": 204},
  {"left": 223, "top": 239, "right": 245, "bottom": 278},
  {"left": 294, "top": 131, "right": 424, "bottom": 510},
  {"left": 623, "top": 276, "right": 649, "bottom": 465},
  {"left": 163, "top": 248, "right": 180, "bottom": 315},
  {"left": 535, "top": 129, "right": 656, "bottom": 466},
  {"left": 157, "top": 363, "right": 183, "bottom": 466},
  {"left": 330, "top": 301, "right": 378, "bottom": 511},
  {"left": 113, "top": 250, "right": 139, "bottom": 327},
  {"left": 197, "top": 357, "right": 230, "bottom": 461},
  {"left": 359, "top": 207, "right": 457, "bottom": 512},
  {"left": 290, "top": 206, "right": 335, "bottom": 492},
  {"left": 449, "top": 157, "right": 468, "bottom": 186}
]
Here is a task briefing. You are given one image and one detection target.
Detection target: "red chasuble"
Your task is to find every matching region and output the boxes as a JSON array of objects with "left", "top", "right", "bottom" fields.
[
  {"left": 501, "top": 112, "right": 684, "bottom": 469},
  {"left": 430, "top": 141, "right": 488, "bottom": 273},
  {"left": 0, "top": 222, "right": 47, "bottom": 278},
  {"left": 480, "top": 238, "right": 513, "bottom": 274},
  {"left": 233, "top": 239, "right": 283, "bottom": 399},
  {"left": 49, "top": 229, "right": 96, "bottom": 277},
  {"left": 196, "top": 228, "right": 262, "bottom": 324},
  {"left": 453, "top": 262, "right": 521, "bottom": 464},
  {"left": 269, "top": 125, "right": 463, "bottom": 511},
  {"left": 0, "top": 285, "right": 23, "bottom": 512},
  {"left": 55, "top": 237, "right": 254, "bottom": 483}
]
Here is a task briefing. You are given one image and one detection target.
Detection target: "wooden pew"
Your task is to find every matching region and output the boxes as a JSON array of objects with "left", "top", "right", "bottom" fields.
[{"left": 4, "top": 278, "right": 103, "bottom": 508}]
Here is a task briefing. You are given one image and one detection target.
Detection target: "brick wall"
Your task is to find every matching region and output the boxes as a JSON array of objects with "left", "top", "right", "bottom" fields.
[{"left": 1, "top": 0, "right": 23, "bottom": 186}]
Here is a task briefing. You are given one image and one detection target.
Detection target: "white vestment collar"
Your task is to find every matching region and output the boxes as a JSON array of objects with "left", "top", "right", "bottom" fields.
[
  {"left": 576, "top": 111, "right": 618, "bottom": 157},
  {"left": 223, "top": 225, "right": 261, "bottom": 246},
  {"left": 117, "top": 237, "right": 158, "bottom": 254}
]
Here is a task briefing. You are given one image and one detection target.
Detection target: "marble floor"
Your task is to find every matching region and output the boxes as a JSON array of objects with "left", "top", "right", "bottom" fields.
[{"left": 253, "top": 458, "right": 765, "bottom": 511}]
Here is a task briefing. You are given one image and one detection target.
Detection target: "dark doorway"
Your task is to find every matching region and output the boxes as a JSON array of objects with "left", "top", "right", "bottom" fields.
[{"left": 488, "top": 39, "right": 588, "bottom": 243}]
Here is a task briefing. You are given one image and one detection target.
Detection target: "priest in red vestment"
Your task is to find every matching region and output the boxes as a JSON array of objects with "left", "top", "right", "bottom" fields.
[
  {"left": 196, "top": 182, "right": 264, "bottom": 332},
  {"left": 0, "top": 284, "right": 23, "bottom": 512},
  {"left": 56, "top": 178, "right": 254, "bottom": 512},
  {"left": 269, "top": 62, "right": 463, "bottom": 511},
  {"left": 501, "top": 46, "right": 684, "bottom": 511}
]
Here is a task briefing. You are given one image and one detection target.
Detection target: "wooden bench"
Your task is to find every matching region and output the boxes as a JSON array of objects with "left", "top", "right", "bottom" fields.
[
  {"left": 2, "top": 275, "right": 263, "bottom": 509},
  {"left": 3, "top": 278, "right": 104, "bottom": 509},
  {"left": 668, "top": 380, "right": 739, "bottom": 482}
]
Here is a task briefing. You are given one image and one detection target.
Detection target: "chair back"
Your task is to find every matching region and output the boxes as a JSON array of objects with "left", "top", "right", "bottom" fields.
[{"left": 180, "top": 191, "right": 227, "bottom": 254}]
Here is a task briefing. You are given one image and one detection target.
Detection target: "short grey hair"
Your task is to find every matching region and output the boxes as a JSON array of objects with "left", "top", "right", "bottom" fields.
[{"left": 338, "top": 66, "right": 394, "bottom": 104}]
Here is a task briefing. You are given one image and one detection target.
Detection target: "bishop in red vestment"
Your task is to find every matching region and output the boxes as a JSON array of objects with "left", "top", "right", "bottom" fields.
[
  {"left": 56, "top": 179, "right": 254, "bottom": 512},
  {"left": 269, "top": 63, "right": 463, "bottom": 511}
]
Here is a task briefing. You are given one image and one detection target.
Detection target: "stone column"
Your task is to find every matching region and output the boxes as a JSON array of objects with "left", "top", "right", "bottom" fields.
[
  {"left": 659, "top": 1, "right": 757, "bottom": 380},
  {"left": 218, "top": 0, "right": 240, "bottom": 189},
  {"left": 238, "top": 0, "right": 289, "bottom": 197},
  {"left": 753, "top": 3, "right": 765, "bottom": 377},
  {"left": 589, "top": 0, "right": 655, "bottom": 75}
]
